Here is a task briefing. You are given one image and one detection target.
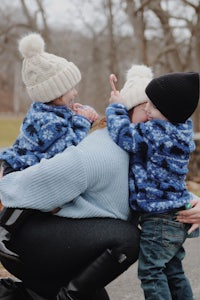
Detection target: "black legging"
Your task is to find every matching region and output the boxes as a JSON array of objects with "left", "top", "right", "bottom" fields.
[{"left": 0, "top": 212, "right": 140, "bottom": 299}]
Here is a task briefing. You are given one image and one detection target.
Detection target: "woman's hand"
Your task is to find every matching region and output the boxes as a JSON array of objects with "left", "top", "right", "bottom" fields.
[{"left": 177, "top": 200, "right": 200, "bottom": 234}]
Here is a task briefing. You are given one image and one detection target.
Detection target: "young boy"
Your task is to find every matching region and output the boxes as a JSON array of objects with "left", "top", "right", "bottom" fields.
[
  {"left": 0, "top": 32, "right": 98, "bottom": 258},
  {"left": 106, "top": 69, "right": 199, "bottom": 300}
]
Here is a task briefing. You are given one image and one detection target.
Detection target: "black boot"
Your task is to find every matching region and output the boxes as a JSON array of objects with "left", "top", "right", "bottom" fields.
[
  {"left": 0, "top": 161, "right": 37, "bottom": 259},
  {"left": 56, "top": 288, "right": 109, "bottom": 300},
  {"left": 0, "top": 208, "right": 37, "bottom": 259},
  {"left": 0, "top": 208, "right": 22, "bottom": 258},
  {"left": 0, "top": 277, "right": 47, "bottom": 300},
  {"left": 0, "top": 207, "right": 36, "bottom": 233},
  {"left": 56, "top": 248, "right": 131, "bottom": 300},
  {"left": 0, "top": 226, "right": 19, "bottom": 259}
]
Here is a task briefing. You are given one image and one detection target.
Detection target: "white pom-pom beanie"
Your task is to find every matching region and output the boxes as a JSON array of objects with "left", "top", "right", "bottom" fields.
[
  {"left": 18, "top": 32, "right": 81, "bottom": 103},
  {"left": 120, "top": 64, "right": 153, "bottom": 110}
]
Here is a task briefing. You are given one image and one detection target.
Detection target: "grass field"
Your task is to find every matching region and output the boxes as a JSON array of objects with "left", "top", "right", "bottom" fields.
[{"left": 0, "top": 116, "right": 23, "bottom": 147}]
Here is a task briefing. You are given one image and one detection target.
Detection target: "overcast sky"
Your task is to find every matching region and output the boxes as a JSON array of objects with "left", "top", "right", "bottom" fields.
[
  {"left": 45, "top": 0, "right": 75, "bottom": 26},
  {"left": 43, "top": 0, "right": 102, "bottom": 30}
]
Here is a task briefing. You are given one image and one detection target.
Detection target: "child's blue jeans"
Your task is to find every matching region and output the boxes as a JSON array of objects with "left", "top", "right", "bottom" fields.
[{"left": 138, "top": 212, "right": 194, "bottom": 300}]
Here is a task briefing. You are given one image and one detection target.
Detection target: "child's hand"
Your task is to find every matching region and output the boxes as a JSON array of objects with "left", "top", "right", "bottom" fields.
[
  {"left": 72, "top": 103, "right": 99, "bottom": 123},
  {"left": 109, "top": 91, "right": 124, "bottom": 104}
]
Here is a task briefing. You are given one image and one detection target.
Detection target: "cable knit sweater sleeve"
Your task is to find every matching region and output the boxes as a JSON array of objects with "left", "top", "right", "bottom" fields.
[{"left": 0, "top": 146, "right": 88, "bottom": 211}]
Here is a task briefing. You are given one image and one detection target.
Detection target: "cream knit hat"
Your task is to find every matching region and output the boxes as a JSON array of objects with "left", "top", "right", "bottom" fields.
[
  {"left": 120, "top": 64, "right": 153, "bottom": 110},
  {"left": 18, "top": 33, "right": 81, "bottom": 103}
]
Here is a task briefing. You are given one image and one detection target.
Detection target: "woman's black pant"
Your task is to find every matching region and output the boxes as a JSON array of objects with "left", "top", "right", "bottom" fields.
[{"left": 0, "top": 212, "right": 140, "bottom": 299}]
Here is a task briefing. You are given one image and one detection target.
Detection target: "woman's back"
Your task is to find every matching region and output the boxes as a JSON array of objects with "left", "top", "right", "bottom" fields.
[{"left": 0, "top": 128, "right": 130, "bottom": 220}]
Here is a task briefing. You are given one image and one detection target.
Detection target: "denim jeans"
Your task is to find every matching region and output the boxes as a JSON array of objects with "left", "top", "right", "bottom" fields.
[
  {"left": 165, "top": 248, "right": 194, "bottom": 300},
  {"left": 138, "top": 212, "right": 194, "bottom": 300}
]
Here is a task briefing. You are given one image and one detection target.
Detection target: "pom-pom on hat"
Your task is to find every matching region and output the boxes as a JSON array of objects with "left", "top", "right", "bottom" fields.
[
  {"left": 145, "top": 72, "right": 200, "bottom": 123},
  {"left": 18, "top": 32, "right": 81, "bottom": 103},
  {"left": 120, "top": 64, "right": 153, "bottom": 110}
]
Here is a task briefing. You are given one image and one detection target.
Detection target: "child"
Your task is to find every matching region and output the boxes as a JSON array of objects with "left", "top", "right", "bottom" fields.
[
  {"left": 0, "top": 32, "right": 98, "bottom": 258},
  {"left": 0, "top": 32, "right": 98, "bottom": 173},
  {"left": 106, "top": 68, "right": 199, "bottom": 300}
]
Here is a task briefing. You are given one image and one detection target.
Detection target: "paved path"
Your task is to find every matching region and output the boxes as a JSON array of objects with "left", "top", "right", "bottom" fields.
[{"left": 107, "top": 238, "right": 200, "bottom": 300}]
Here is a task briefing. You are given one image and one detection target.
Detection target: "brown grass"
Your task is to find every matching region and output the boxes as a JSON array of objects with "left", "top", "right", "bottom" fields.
[{"left": 0, "top": 116, "right": 23, "bottom": 147}]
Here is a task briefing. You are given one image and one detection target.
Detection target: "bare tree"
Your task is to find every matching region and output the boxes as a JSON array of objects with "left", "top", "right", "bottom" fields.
[
  {"left": 123, "top": 0, "right": 149, "bottom": 64},
  {"left": 0, "top": 0, "right": 51, "bottom": 113},
  {"left": 1, "top": 0, "right": 200, "bottom": 120},
  {"left": 120, "top": 0, "right": 200, "bottom": 129}
]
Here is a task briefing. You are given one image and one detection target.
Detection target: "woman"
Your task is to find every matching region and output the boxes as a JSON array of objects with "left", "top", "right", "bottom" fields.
[
  {"left": 0, "top": 65, "right": 153, "bottom": 300},
  {"left": 0, "top": 125, "right": 139, "bottom": 300}
]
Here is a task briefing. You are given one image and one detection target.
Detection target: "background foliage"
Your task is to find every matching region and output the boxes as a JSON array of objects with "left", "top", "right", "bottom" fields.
[{"left": 0, "top": 0, "right": 200, "bottom": 123}]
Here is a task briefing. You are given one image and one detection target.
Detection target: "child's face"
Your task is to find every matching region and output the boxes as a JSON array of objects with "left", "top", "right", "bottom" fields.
[
  {"left": 145, "top": 100, "right": 167, "bottom": 121},
  {"left": 129, "top": 103, "right": 148, "bottom": 123},
  {"left": 61, "top": 88, "right": 78, "bottom": 108}
]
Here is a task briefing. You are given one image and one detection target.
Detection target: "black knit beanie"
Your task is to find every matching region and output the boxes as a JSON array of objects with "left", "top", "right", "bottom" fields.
[{"left": 145, "top": 72, "right": 199, "bottom": 123}]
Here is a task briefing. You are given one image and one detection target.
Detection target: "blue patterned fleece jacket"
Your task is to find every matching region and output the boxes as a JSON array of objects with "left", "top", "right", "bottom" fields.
[
  {"left": 106, "top": 103, "right": 195, "bottom": 213},
  {"left": 0, "top": 102, "right": 91, "bottom": 170}
]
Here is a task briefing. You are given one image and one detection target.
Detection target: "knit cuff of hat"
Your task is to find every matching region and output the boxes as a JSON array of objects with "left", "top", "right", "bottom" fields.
[{"left": 27, "top": 62, "right": 81, "bottom": 103}]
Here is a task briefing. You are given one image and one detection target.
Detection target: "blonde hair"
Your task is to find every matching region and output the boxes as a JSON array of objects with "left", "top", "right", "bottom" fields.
[{"left": 90, "top": 116, "right": 106, "bottom": 132}]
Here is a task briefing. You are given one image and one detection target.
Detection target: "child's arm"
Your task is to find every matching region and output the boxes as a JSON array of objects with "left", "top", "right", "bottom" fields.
[
  {"left": 22, "top": 116, "right": 73, "bottom": 152},
  {"left": 106, "top": 103, "right": 146, "bottom": 153},
  {"left": 23, "top": 104, "right": 96, "bottom": 153}
]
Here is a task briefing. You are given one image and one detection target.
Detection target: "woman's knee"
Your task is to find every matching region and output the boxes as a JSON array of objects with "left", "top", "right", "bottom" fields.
[{"left": 111, "top": 223, "right": 140, "bottom": 265}]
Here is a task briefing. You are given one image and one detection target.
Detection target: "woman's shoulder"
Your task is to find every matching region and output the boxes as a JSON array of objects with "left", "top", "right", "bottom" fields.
[
  {"left": 79, "top": 127, "right": 128, "bottom": 162},
  {"left": 80, "top": 128, "right": 109, "bottom": 148}
]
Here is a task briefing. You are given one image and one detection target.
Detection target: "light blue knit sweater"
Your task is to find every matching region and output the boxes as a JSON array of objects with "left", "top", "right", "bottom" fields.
[{"left": 0, "top": 128, "right": 130, "bottom": 220}]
